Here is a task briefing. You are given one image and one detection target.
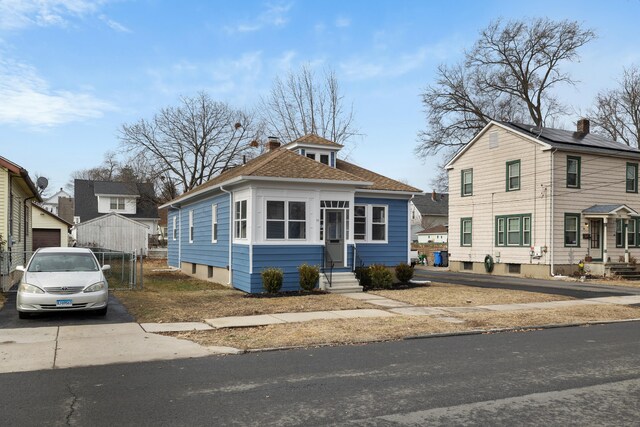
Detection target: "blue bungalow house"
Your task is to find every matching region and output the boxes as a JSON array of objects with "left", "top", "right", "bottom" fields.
[{"left": 160, "top": 135, "right": 422, "bottom": 293}]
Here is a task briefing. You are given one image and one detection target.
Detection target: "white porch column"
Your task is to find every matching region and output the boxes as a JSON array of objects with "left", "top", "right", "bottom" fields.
[
  {"left": 603, "top": 218, "right": 608, "bottom": 265},
  {"left": 624, "top": 218, "right": 630, "bottom": 263}
]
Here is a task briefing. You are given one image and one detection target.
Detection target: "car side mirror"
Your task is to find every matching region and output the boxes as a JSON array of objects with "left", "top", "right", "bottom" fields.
[
  {"left": 101, "top": 264, "right": 111, "bottom": 271},
  {"left": 16, "top": 265, "right": 25, "bottom": 272}
]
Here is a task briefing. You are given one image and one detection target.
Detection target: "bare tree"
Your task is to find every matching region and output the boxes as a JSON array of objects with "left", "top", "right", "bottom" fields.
[
  {"left": 119, "top": 92, "right": 261, "bottom": 194},
  {"left": 590, "top": 65, "right": 640, "bottom": 147},
  {"left": 260, "top": 65, "right": 359, "bottom": 147},
  {"left": 429, "top": 149, "right": 455, "bottom": 194},
  {"left": 417, "top": 18, "right": 595, "bottom": 156}
]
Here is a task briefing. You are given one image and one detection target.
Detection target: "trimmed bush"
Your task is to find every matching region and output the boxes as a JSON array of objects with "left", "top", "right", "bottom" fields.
[
  {"left": 395, "top": 263, "right": 414, "bottom": 284},
  {"left": 355, "top": 266, "right": 372, "bottom": 290},
  {"left": 369, "top": 264, "right": 393, "bottom": 289},
  {"left": 261, "top": 268, "right": 284, "bottom": 293},
  {"left": 298, "top": 264, "right": 320, "bottom": 291}
]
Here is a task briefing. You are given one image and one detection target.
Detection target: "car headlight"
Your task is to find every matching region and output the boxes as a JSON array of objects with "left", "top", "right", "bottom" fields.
[
  {"left": 18, "top": 283, "right": 45, "bottom": 294},
  {"left": 84, "top": 282, "right": 106, "bottom": 293}
]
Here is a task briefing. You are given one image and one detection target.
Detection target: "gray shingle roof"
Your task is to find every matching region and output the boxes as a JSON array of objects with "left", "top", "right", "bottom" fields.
[
  {"left": 582, "top": 204, "right": 638, "bottom": 215},
  {"left": 74, "top": 179, "right": 159, "bottom": 222},
  {"left": 411, "top": 193, "right": 448, "bottom": 216}
]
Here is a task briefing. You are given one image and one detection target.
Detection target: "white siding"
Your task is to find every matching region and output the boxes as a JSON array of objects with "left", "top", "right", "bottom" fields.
[
  {"left": 76, "top": 214, "right": 149, "bottom": 254},
  {"left": 96, "top": 195, "right": 137, "bottom": 214}
]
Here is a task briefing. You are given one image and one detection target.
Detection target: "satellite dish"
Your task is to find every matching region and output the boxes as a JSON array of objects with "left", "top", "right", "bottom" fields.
[{"left": 36, "top": 176, "right": 49, "bottom": 190}]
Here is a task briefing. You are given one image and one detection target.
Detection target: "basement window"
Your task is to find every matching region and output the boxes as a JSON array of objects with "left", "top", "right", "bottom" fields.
[
  {"left": 463, "top": 262, "right": 473, "bottom": 271},
  {"left": 191, "top": 263, "right": 197, "bottom": 274},
  {"left": 208, "top": 266, "right": 213, "bottom": 278},
  {"left": 507, "top": 264, "right": 521, "bottom": 274}
]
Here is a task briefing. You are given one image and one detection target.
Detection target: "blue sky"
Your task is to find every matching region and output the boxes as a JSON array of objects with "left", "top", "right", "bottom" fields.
[{"left": 1, "top": 0, "right": 640, "bottom": 194}]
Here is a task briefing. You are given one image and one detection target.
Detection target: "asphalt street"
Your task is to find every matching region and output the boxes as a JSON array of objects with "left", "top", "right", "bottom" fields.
[
  {"left": 414, "top": 268, "right": 640, "bottom": 298},
  {"left": 1, "top": 321, "right": 638, "bottom": 426}
]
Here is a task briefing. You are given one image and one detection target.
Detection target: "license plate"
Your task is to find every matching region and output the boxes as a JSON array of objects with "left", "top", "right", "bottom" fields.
[{"left": 56, "top": 299, "right": 73, "bottom": 307}]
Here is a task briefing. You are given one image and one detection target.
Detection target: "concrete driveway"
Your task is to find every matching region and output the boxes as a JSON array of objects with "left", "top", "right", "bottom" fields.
[{"left": 0, "top": 292, "right": 134, "bottom": 328}]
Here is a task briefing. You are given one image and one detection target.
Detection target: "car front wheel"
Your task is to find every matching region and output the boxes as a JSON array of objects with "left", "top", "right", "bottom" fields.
[
  {"left": 94, "top": 306, "right": 108, "bottom": 316},
  {"left": 18, "top": 311, "right": 30, "bottom": 319}
]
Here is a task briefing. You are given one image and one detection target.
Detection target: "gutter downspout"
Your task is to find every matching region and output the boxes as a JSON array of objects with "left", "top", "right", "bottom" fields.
[
  {"left": 407, "top": 194, "right": 415, "bottom": 264},
  {"left": 220, "top": 185, "right": 233, "bottom": 286},
  {"left": 550, "top": 149, "right": 557, "bottom": 276}
]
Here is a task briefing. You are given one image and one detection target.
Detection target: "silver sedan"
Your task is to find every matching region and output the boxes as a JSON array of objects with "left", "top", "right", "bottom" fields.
[{"left": 16, "top": 247, "right": 110, "bottom": 319}]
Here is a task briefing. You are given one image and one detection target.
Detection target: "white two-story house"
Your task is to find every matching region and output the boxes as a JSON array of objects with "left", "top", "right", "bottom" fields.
[{"left": 447, "top": 119, "right": 640, "bottom": 278}]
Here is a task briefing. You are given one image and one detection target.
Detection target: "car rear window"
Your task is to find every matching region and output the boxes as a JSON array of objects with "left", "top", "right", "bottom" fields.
[{"left": 27, "top": 253, "right": 99, "bottom": 272}]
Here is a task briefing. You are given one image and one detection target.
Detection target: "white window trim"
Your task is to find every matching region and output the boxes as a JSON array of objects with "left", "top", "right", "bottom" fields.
[
  {"left": 110, "top": 196, "right": 125, "bottom": 211},
  {"left": 188, "top": 210, "right": 194, "bottom": 243},
  {"left": 234, "top": 200, "right": 248, "bottom": 241},
  {"left": 265, "top": 200, "right": 307, "bottom": 241},
  {"left": 211, "top": 204, "right": 218, "bottom": 243},
  {"left": 172, "top": 216, "right": 177, "bottom": 240},
  {"left": 353, "top": 204, "right": 388, "bottom": 244}
]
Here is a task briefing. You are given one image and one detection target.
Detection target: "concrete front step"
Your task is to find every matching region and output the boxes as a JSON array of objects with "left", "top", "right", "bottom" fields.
[{"left": 320, "top": 272, "right": 362, "bottom": 293}]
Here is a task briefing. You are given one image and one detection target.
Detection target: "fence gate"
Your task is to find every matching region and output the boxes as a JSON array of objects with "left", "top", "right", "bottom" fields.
[{"left": 0, "top": 250, "right": 140, "bottom": 292}]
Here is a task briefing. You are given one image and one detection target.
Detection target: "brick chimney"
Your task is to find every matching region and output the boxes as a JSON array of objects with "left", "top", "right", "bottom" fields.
[
  {"left": 267, "top": 136, "right": 280, "bottom": 151},
  {"left": 577, "top": 118, "right": 590, "bottom": 134},
  {"left": 431, "top": 190, "right": 437, "bottom": 201}
]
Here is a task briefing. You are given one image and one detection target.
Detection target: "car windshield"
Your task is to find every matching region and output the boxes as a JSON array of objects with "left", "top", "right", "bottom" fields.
[{"left": 27, "top": 253, "right": 99, "bottom": 272}]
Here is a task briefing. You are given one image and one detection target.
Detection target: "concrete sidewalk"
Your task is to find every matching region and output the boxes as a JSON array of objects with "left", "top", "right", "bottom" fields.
[{"left": 0, "top": 323, "right": 241, "bottom": 374}]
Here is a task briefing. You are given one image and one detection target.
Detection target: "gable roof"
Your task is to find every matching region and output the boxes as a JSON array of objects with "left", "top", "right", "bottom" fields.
[
  {"left": 447, "top": 120, "right": 640, "bottom": 169},
  {"left": 43, "top": 188, "right": 72, "bottom": 204},
  {"left": 286, "top": 134, "right": 343, "bottom": 148},
  {"left": 162, "top": 143, "right": 422, "bottom": 207},
  {"left": 417, "top": 225, "right": 448, "bottom": 234},
  {"left": 411, "top": 193, "right": 448, "bottom": 216},
  {"left": 582, "top": 204, "right": 639, "bottom": 216},
  {"left": 74, "top": 179, "right": 159, "bottom": 222},
  {"left": 94, "top": 181, "right": 140, "bottom": 196},
  {"left": 32, "top": 203, "right": 73, "bottom": 227}
]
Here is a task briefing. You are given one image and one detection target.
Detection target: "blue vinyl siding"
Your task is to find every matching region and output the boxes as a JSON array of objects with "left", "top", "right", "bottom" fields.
[
  {"left": 167, "top": 210, "right": 179, "bottom": 267},
  {"left": 167, "top": 194, "right": 230, "bottom": 270},
  {"left": 354, "top": 197, "right": 409, "bottom": 266},
  {"left": 231, "top": 244, "right": 253, "bottom": 292},
  {"left": 251, "top": 245, "right": 323, "bottom": 292}
]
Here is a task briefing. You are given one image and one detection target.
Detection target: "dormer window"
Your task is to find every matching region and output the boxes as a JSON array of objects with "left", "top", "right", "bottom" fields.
[
  {"left": 320, "top": 154, "right": 329, "bottom": 165},
  {"left": 286, "top": 134, "right": 342, "bottom": 169},
  {"left": 306, "top": 153, "right": 316, "bottom": 160},
  {"left": 110, "top": 197, "right": 125, "bottom": 210}
]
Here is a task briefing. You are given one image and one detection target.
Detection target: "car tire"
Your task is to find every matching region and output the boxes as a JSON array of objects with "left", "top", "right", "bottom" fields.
[
  {"left": 94, "top": 306, "right": 108, "bottom": 316},
  {"left": 18, "top": 311, "right": 30, "bottom": 319}
]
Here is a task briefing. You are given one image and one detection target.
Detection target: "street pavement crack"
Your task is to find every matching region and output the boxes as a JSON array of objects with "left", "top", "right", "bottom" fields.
[{"left": 65, "top": 383, "right": 79, "bottom": 426}]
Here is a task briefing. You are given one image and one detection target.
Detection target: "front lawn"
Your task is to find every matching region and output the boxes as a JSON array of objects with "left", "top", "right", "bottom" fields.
[
  {"left": 370, "top": 282, "right": 572, "bottom": 306},
  {"left": 0, "top": 292, "right": 5, "bottom": 310},
  {"left": 114, "top": 268, "right": 370, "bottom": 323}
]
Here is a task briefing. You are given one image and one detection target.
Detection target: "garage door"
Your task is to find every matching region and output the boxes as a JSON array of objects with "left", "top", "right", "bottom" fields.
[{"left": 33, "top": 229, "right": 61, "bottom": 250}]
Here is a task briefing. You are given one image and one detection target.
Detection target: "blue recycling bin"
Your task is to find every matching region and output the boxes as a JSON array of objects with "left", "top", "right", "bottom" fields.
[{"left": 433, "top": 251, "right": 442, "bottom": 267}]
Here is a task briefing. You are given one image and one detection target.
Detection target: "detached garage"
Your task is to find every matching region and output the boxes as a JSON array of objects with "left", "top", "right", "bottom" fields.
[
  {"left": 32, "top": 204, "right": 72, "bottom": 250},
  {"left": 75, "top": 212, "right": 149, "bottom": 254}
]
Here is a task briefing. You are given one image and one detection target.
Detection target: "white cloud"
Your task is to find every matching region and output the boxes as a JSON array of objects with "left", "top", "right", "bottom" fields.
[
  {"left": 0, "top": 0, "right": 103, "bottom": 30},
  {"left": 335, "top": 16, "right": 350, "bottom": 28},
  {"left": 99, "top": 14, "right": 131, "bottom": 33},
  {"left": 0, "top": 57, "right": 112, "bottom": 126},
  {"left": 224, "top": 2, "right": 293, "bottom": 34}
]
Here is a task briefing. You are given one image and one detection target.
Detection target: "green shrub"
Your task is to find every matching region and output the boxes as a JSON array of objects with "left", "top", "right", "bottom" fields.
[
  {"left": 298, "top": 264, "right": 319, "bottom": 291},
  {"left": 395, "top": 263, "right": 414, "bottom": 284},
  {"left": 261, "top": 268, "right": 284, "bottom": 293},
  {"left": 355, "top": 266, "right": 372, "bottom": 290},
  {"left": 369, "top": 264, "right": 393, "bottom": 289}
]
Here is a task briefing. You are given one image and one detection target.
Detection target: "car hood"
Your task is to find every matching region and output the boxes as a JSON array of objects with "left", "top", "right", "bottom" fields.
[{"left": 23, "top": 271, "right": 105, "bottom": 289}]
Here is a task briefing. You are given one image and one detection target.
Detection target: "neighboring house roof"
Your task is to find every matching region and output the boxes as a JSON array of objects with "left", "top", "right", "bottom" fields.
[
  {"left": 582, "top": 204, "right": 638, "bottom": 216},
  {"left": 417, "top": 225, "right": 448, "bottom": 234},
  {"left": 411, "top": 193, "right": 448, "bottom": 216},
  {"left": 163, "top": 141, "right": 421, "bottom": 207},
  {"left": 43, "top": 188, "right": 72, "bottom": 204},
  {"left": 32, "top": 203, "right": 73, "bottom": 227},
  {"left": 74, "top": 179, "right": 159, "bottom": 222},
  {"left": 94, "top": 181, "right": 141, "bottom": 196},
  {"left": 447, "top": 120, "right": 640, "bottom": 169},
  {"left": 0, "top": 156, "right": 42, "bottom": 202}
]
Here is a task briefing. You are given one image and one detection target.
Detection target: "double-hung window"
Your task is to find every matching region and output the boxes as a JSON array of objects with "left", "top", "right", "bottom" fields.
[
  {"left": 495, "top": 214, "right": 531, "bottom": 246},
  {"left": 461, "top": 169, "right": 473, "bottom": 196},
  {"left": 188, "top": 210, "right": 194, "bottom": 243},
  {"left": 506, "top": 160, "right": 521, "bottom": 191},
  {"left": 234, "top": 200, "right": 247, "bottom": 239},
  {"left": 626, "top": 163, "right": 638, "bottom": 193},
  {"left": 211, "top": 204, "right": 218, "bottom": 243},
  {"left": 461, "top": 218, "right": 472, "bottom": 246},
  {"left": 564, "top": 213, "right": 580, "bottom": 247},
  {"left": 110, "top": 197, "right": 125, "bottom": 210},
  {"left": 566, "top": 156, "right": 581, "bottom": 188},
  {"left": 353, "top": 205, "right": 387, "bottom": 242},
  {"left": 629, "top": 219, "right": 636, "bottom": 247},
  {"left": 266, "top": 201, "right": 306, "bottom": 240}
]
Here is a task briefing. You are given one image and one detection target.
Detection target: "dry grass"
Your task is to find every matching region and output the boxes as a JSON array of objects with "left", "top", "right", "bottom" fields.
[
  {"left": 370, "top": 282, "right": 572, "bottom": 307},
  {"left": 0, "top": 293, "right": 5, "bottom": 310},
  {"left": 170, "top": 305, "right": 640, "bottom": 350},
  {"left": 115, "top": 267, "right": 369, "bottom": 323}
]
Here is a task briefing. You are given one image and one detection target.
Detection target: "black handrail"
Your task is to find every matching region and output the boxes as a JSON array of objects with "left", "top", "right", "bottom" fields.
[{"left": 322, "top": 247, "right": 334, "bottom": 288}]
